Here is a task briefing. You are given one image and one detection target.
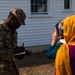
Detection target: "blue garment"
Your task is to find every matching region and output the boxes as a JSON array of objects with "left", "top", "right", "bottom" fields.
[{"left": 46, "top": 43, "right": 62, "bottom": 59}]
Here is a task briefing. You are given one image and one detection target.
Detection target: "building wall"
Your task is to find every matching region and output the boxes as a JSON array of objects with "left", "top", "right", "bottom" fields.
[{"left": 0, "top": 0, "right": 75, "bottom": 52}]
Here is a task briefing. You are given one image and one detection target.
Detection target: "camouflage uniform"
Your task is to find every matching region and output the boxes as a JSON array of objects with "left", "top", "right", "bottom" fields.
[{"left": 0, "top": 20, "right": 19, "bottom": 75}]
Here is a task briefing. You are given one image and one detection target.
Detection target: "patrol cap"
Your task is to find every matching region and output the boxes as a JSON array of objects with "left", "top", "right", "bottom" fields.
[{"left": 10, "top": 7, "right": 26, "bottom": 25}]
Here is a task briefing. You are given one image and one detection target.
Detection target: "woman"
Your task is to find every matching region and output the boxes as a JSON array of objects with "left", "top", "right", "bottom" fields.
[{"left": 55, "top": 15, "right": 75, "bottom": 75}]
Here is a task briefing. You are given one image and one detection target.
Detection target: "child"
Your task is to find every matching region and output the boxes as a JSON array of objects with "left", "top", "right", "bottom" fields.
[{"left": 46, "top": 20, "right": 66, "bottom": 59}]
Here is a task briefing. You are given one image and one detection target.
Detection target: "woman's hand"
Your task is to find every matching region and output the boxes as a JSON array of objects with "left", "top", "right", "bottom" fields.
[{"left": 51, "top": 30, "right": 61, "bottom": 46}]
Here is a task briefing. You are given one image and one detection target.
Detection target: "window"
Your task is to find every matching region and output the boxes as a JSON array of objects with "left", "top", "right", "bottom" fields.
[
  {"left": 31, "top": 0, "right": 47, "bottom": 14},
  {"left": 62, "top": 0, "right": 74, "bottom": 11},
  {"left": 64, "top": 0, "right": 70, "bottom": 9},
  {"left": 29, "top": 0, "right": 52, "bottom": 17}
]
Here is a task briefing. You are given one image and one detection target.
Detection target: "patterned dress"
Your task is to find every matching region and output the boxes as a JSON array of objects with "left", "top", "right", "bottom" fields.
[{"left": 0, "top": 20, "right": 19, "bottom": 75}]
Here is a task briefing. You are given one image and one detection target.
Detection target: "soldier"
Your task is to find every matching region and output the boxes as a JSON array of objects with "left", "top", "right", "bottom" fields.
[{"left": 0, "top": 7, "right": 30, "bottom": 75}]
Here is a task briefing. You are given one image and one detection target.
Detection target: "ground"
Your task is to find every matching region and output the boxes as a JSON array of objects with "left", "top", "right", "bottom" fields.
[{"left": 16, "top": 52, "right": 55, "bottom": 75}]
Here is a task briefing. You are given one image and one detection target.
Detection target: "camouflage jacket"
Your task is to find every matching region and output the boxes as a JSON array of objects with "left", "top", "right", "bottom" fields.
[
  {"left": 0, "top": 20, "right": 19, "bottom": 75},
  {"left": 0, "top": 20, "right": 17, "bottom": 60}
]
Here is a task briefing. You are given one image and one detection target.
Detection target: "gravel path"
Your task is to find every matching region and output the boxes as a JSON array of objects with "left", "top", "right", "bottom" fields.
[{"left": 16, "top": 52, "right": 55, "bottom": 75}]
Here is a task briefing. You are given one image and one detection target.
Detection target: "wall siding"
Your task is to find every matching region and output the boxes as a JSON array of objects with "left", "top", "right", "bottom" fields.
[{"left": 0, "top": 0, "right": 75, "bottom": 52}]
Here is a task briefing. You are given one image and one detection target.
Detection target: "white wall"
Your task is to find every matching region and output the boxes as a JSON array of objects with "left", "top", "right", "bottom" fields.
[{"left": 0, "top": 0, "right": 75, "bottom": 47}]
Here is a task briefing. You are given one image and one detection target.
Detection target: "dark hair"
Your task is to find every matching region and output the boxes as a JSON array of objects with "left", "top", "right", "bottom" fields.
[{"left": 55, "top": 20, "right": 64, "bottom": 39}]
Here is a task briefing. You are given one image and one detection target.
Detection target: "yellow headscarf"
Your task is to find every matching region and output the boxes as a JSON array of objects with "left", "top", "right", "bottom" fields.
[{"left": 55, "top": 15, "right": 75, "bottom": 75}]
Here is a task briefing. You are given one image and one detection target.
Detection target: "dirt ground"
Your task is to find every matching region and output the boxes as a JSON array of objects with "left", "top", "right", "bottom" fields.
[{"left": 16, "top": 52, "right": 55, "bottom": 75}]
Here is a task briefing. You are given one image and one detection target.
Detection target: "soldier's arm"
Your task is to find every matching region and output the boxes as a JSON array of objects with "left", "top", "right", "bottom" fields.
[{"left": 0, "top": 29, "right": 13, "bottom": 60}]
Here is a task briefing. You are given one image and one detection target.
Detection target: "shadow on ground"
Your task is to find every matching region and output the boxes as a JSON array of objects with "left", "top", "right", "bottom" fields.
[{"left": 16, "top": 52, "right": 55, "bottom": 68}]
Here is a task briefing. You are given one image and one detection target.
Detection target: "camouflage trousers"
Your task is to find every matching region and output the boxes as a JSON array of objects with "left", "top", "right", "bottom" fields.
[{"left": 0, "top": 61, "right": 19, "bottom": 75}]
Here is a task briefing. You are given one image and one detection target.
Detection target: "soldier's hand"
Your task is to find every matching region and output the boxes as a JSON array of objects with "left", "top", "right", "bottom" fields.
[
  {"left": 14, "top": 46, "right": 32, "bottom": 60},
  {"left": 14, "top": 46, "right": 25, "bottom": 54}
]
